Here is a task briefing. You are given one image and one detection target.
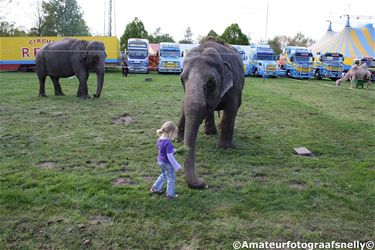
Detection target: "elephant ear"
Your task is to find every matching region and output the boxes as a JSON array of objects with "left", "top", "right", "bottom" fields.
[
  {"left": 220, "top": 62, "right": 233, "bottom": 98},
  {"left": 80, "top": 40, "right": 89, "bottom": 61}
]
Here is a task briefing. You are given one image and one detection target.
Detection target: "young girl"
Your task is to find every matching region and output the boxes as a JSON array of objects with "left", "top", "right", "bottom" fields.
[{"left": 150, "top": 121, "right": 181, "bottom": 199}]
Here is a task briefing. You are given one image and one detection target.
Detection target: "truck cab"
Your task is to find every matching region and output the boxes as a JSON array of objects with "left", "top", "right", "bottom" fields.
[
  {"left": 158, "top": 42, "right": 182, "bottom": 73},
  {"left": 127, "top": 38, "right": 149, "bottom": 73},
  {"left": 283, "top": 46, "right": 315, "bottom": 79},
  {"left": 360, "top": 57, "right": 375, "bottom": 81},
  {"left": 249, "top": 44, "right": 279, "bottom": 77},
  {"left": 314, "top": 52, "right": 344, "bottom": 80}
]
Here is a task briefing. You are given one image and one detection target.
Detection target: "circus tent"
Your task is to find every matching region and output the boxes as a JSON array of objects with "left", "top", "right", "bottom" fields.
[{"left": 309, "top": 17, "right": 375, "bottom": 67}]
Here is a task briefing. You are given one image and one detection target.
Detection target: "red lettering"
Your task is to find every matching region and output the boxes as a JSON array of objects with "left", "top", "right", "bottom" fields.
[
  {"left": 37, "top": 39, "right": 41, "bottom": 43},
  {"left": 22, "top": 48, "right": 30, "bottom": 58},
  {"left": 29, "top": 40, "right": 33, "bottom": 45},
  {"left": 33, "top": 48, "right": 40, "bottom": 57}
]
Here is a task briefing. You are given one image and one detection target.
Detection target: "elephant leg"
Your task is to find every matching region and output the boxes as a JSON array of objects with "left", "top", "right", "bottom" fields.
[
  {"left": 38, "top": 74, "right": 47, "bottom": 97},
  {"left": 50, "top": 76, "right": 65, "bottom": 96},
  {"left": 204, "top": 110, "right": 217, "bottom": 135},
  {"left": 218, "top": 106, "right": 238, "bottom": 149},
  {"left": 177, "top": 108, "right": 185, "bottom": 142},
  {"left": 76, "top": 71, "right": 90, "bottom": 99}
]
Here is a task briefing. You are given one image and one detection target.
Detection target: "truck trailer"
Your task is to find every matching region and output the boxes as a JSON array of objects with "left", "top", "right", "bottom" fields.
[{"left": 0, "top": 36, "right": 121, "bottom": 72}]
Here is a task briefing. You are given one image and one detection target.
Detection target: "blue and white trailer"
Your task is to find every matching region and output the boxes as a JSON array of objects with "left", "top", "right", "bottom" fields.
[
  {"left": 283, "top": 46, "right": 315, "bottom": 79},
  {"left": 249, "top": 44, "right": 280, "bottom": 77},
  {"left": 233, "top": 45, "right": 251, "bottom": 76},
  {"left": 158, "top": 42, "right": 182, "bottom": 73},
  {"left": 127, "top": 38, "right": 149, "bottom": 73}
]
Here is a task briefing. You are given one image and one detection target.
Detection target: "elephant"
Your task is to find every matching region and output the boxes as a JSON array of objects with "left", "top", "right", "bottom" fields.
[
  {"left": 36, "top": 38, "right": 107, "bottom": 98},
  {"left": 336, "top": 64, "right": 371, "bottom": 89},
  {"left": 177, "top": 38, "right": 245, "bottom": 189}
]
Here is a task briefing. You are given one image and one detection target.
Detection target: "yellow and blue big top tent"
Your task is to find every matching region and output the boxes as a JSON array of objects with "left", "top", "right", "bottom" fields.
[{"left": 309, "top": 17, "right": 374, "bottom": 69}]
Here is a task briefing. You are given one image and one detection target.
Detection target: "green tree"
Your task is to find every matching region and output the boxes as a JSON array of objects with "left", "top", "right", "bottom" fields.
[
  {"left": 179, "top": 26, "right": 193, "bottom": 44},
  {"left": 220, "top": 23, "right": 249, "bottom": 45},
  {"left": 120, "top": 17, "right": 149, "bottom": 51},
  {"left": 0, "top": 20, "right": 27, "bottom": 36},
  {"left": 198, "top": 29, "right": 219, "bottom": 43},
  {"left": 148, "top": 28, "right": 175, "bottom": 43},
  {"left": 267, "top": 36, "right": 283, "bottom": 56},
  {"left": 289, "top": 32, "right": 315, "bottom": 47},
  {"left": 39, "top": 0, "right": 90, "bottom": 36}
]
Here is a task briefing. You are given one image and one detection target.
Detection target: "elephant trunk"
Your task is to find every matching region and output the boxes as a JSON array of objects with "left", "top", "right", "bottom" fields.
[
  {"left": 183, "top": 103, "right": 206, "bottom": 189},
  {"left": 94, "top": 61, "right": 105, "bottom": 98}
]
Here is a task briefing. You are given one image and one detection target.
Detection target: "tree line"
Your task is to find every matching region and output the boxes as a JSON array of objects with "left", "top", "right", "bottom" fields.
[{"left": 0, "top": 0, "right": 315, "bottom": 54}]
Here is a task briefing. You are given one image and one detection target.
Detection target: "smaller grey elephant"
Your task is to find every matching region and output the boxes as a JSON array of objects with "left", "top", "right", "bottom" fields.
[
  {"left": 336, "top": 64, "right": 371, "bottom": 89},
  {"left": 36, "top": 38, "right": 107, "bottom": 98}
]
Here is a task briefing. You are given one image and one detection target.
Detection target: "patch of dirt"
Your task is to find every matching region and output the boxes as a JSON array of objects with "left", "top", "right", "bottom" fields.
[
  {"left": 86, "top": 160, "right": 108, "bottom": 168},
  {"left": 37, "top": 161, "right": 56, "bottom": 169},
  {"left": 252, "top": 172, "right": 267, "bottom": 182},
  {"left": 89, "top": 215, "right": 112, "bottom": 225},
  {"left": 112, "top": 114, "right": 133, "bottom": 125},
  {"left": 289, "top": 179, "right": 307, "bottom": 191},
  {"left": 112, "top": 178, "right": 137, "bottom": 186}
]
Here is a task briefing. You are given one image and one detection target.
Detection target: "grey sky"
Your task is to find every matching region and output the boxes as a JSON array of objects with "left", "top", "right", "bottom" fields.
[{"left": 2, "top": 0, "right": 375, "bottom": 42}]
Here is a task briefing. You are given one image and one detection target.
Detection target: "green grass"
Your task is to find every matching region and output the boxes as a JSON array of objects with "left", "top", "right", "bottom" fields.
[{"left": 1, "top": 71, "right": 374, "bottom": 249}]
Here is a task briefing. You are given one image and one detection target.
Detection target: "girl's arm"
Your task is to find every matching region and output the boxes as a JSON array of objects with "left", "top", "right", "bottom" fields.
[{"left": 167, "top": 153, "right": 181, "bottom": 171}]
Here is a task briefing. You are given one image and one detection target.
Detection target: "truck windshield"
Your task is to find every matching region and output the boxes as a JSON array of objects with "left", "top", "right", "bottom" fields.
[
  {"left": 128, "top": 50, "right": 148, "bottom": 59},
  {"left": 362, "top": 60, "right": 375, "bottom": 67},
  {"left": 160, "top": 50, "right": 180, "bottom": 58},
  {"left": 323, "top": 56, "right": 342, "bottom": 62},
  {"left": 295, "top": 56, "right": 311, "bottom": 63},
  {"left": 257, "top": 53, "right": 274, "bottom": 60}
]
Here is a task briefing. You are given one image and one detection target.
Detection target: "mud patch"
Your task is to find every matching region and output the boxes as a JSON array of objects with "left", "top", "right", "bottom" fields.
[
  {"left": 112, "top": 178, "right": 137, "bottom": 186},
  {"left": 289, "top": 179, "right": 307, "bottom": 191},
  {"left": 86, "top": 160, "right": 108, "bottom": 168},
  {"left": 252, "top": 172, "right": 267, "bottom": 182},
  {"left": 89, "top": 215, "right": 113, "bottom": 225},
  {"left": 112, "top": 114, "right": 133, "bottom": 125},
  {"left": 37, "top": 161, "right": 56, "bottom": 169}
]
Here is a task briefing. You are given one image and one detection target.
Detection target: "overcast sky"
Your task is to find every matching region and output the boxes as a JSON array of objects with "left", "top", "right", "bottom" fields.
[{"left": 2, "top": 0, "right": 375, "bottom": 42}]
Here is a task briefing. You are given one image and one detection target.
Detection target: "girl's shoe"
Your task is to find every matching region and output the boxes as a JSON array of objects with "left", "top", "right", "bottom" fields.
[
  {"left": 167, "top": 194, "right": 178, "bottom": 199},
  {"left": 150, "top": 187, "right": 163, "bottom": 195}
]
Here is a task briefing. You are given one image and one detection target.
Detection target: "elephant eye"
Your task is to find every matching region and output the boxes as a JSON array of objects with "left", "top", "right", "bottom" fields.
[{"left": 206, "top": 80, "right": 215, "bottom": 89}]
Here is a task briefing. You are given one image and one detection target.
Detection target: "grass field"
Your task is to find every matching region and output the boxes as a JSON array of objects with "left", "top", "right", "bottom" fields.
[{"left": 0, "top": 71, "right": 374, "bottom": 249}]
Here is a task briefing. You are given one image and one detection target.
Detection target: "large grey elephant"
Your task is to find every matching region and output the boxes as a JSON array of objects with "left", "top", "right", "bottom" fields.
[
  {"left": 36, "top": 38, "right": 107, "bottom": 98},
  {"left": 177, "top": 38, "right": 245, "bottom": 189}
]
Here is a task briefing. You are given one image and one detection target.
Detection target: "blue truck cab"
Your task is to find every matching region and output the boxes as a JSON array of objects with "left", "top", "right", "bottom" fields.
[
  {"left": 283, "top": 46, "right": 315, "bottom": 79},
  {"left": 249, "top": 44, "right": 279, "bottom": 77},
  {"left": 127, "top": 38, "right": 149, "bottom": 73},
  {"left": 360, "top": 57, "right": 375, "bottom": 81},
  {"left": 314, "top": 52, "right": 344, "bottom": 80},
  {"left": 158, "top": 42, "right": 182, "bottom": 73}
]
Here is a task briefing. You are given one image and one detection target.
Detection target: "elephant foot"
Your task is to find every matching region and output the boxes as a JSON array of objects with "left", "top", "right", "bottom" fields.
[
  {"left": 217, "top": 140, "right": 235, "bottom": 149},
  {"left": 55, "top": 92, "right": 65, "bottom": 96},
  {"left": 186, "top": 177, "right": 207, "bottom": 189},
  {"left": 78, "top": 95, "right": 91, "bottom": 99},
  {"left": 39, "top": 93, "right": 47, "bottom": 97},
  {"left": 93, "top": 94, "right": 100, "bottom": 98}
]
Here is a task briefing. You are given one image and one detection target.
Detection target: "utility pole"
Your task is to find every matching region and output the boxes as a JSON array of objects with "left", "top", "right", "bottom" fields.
[{"left": 265, "top": 0, "right": 269, "bottom": 42}]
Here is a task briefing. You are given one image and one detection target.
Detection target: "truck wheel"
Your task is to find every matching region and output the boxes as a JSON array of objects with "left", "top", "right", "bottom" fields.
[
  {"left": 286, "top": 70, "right": 291, "bottom": 78},
  {"left": 314, "top": 70, "right": 322, "bottom": 80},
  {"left": 254, "top": 69, "right": 259, "bottom": 77},
  {"left": 18, "top": 65, "right": 30, "bottom": 72}
]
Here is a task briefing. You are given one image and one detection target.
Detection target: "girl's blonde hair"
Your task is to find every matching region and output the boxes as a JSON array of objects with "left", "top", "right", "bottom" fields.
[{"left": 157, "top": 121, "right": 178, "bottom": 139}]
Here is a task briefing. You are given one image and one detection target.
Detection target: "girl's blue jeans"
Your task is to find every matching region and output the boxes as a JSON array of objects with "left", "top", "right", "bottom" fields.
[{"left": 152, "top": 162, "right": 176, "bottom": 198}]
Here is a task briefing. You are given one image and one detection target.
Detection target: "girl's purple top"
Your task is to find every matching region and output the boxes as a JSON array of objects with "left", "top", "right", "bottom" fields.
[
  {"left": 157, "top": 138, "right": 181, "bottom": 171},
  {"left": 157, "top": 138, "right": 175, "bottom": 163}
]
